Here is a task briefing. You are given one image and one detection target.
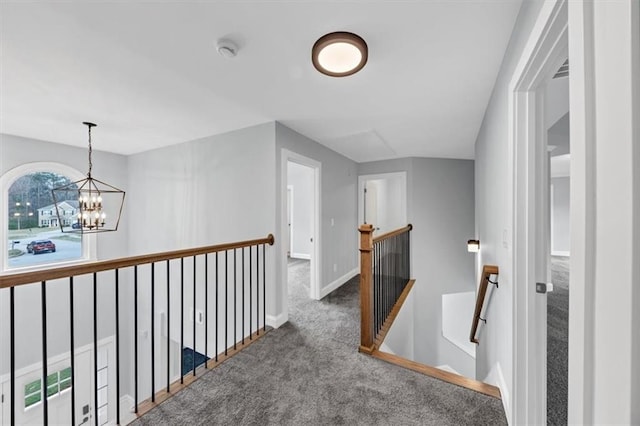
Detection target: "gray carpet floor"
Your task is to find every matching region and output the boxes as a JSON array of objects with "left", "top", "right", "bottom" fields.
[
  {"left": 547, "top": 256, "right": 569, "bottom": 425},
  {"left": 133, "top": 258, "right": 507, "bottom": 425}
]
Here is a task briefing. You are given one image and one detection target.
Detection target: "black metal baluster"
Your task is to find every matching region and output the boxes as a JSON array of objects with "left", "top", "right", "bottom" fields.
[
  {"left": 234, "top": 249, "right": 237, "bottom": 350},
  {"left": 93, "top": 273, "right": 98, "bottom": 426},
  {"left": 10, "top": 287, "right": 15, "bottom": 426},
  {"left": 180, "top": 258, "right": 184, "bottom": 384},
  {"left": 242, "top": 247, "right": 245, "bottom": 344},
  {"left": 225, "top": 251, "right": 228, "bottom": 355},
  {"left": 193, "top": 256, "right": 197, "bottom": 376},
  {"left": 249, "top": 246, "right": 252, "bottom": 340},
  {"left": 205, "top": 254, "right": 208, "bottom": 368},
  {"left": 152, "top": 263, "right": 156, "bottom": 399},
  {"left": 166, "top": 260, "right": 170, "bottom": 391},
  {"left": 70, "top": 277, "right": 76, "bottom": 426},
  {"left": 262, "top": 243, "right": 266, "bottom": 332},
  {"left": 134, "top": 266, "right": 139, "bottom": 412},
  {"left": 41, "top": 281, "right": 49, "bottom": 425},
  {"left": 115, "top": 270, "right": 120, "bottom": 425},
  {"left": 215, "top": 252, "right": 219, "bottom": 362}
]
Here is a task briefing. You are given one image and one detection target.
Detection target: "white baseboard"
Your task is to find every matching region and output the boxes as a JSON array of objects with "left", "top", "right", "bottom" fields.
[
  {"left": 290, "top": 253, "right": 311, "bottom": 260},
  {"left": 266, "top": 312, "right": 288, "bottom": 328},
  {"left": 551, "top": 250, "right": 570, "bottom": 257},
  {"left": 120, "top": 394, "right": 137, "bottom": 425},
  {"left": 319, "top": 268, "right": 359, "bottom": 299},
  {"left": 484, "top": 363, "right": 511, "bottom": 425}
]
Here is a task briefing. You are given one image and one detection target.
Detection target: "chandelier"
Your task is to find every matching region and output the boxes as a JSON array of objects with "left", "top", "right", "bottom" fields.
[{"left": 52, "top": 122, "right": 125, "bottom": 233}]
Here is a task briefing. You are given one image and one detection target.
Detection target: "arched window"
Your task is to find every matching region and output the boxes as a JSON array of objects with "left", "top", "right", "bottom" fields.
[{"left": 2, "top": 163, "right": 95, "bottom": 272}]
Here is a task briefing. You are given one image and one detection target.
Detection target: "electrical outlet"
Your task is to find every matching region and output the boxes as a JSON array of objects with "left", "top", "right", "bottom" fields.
[
  {"left": 333, "top": 263, "right": 337, "bottom": 273},
  {"left": 331, "top": 218, "right": 334, "bottom": 226}
]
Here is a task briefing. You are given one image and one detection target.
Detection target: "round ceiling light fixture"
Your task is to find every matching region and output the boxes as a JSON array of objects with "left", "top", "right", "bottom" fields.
[{"left": 312, "top": 32, "right": 368, "bottom": 77}]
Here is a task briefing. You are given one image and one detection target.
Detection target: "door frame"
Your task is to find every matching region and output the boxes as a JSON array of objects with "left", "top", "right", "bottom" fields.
[
  {"left": 509, "top": 0, "right": 568, "bottom": 424},
  {"left": 280, "top": 150, "right": 321, "bottom": 307}
]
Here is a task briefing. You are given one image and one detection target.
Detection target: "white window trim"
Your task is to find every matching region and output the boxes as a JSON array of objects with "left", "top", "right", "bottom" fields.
[{"left": 1, "top": 162, "right": 97, "bottom": 273}]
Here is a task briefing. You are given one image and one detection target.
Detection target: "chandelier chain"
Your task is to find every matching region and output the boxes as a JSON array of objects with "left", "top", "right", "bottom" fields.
[{"left": 87, "top": 125, "right": 93, "bottom": 178}]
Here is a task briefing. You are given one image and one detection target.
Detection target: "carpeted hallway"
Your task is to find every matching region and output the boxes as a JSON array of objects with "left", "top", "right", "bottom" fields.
[
  {"left": 133, "top": 258, "right": 507, "bottom": 425},
  {"left": 547, "top": 256, "right": 569, "bottom": 425}
]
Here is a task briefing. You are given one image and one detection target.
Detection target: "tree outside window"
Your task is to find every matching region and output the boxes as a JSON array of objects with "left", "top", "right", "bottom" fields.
[{"left": 7, "top": 172, "right": 82, "bottom": 268}]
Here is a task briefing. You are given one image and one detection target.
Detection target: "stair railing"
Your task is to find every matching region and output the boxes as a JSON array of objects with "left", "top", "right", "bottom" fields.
[
  {"left": 469, "top": 264, "right": 499, "bottom": 344},
  {"left": 359, "top": 224, "right": 413, "bottom": 354},
  {"left": 0, "top": 233, "right": 274, "bottom": 425}
]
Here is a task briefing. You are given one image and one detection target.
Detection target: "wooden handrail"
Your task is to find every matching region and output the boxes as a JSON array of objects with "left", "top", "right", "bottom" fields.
[
  {"left": 372, "top": 224, "right": 413, "bottom": 244},
  {"left": 0, "top": 233, "right": 275, "bottom": 289},
  {"left": 469, "top": 264, "right": 499, "bottom": 344},
  {"left": 359, "top": 223, "right": 413, "bottom": 354}
]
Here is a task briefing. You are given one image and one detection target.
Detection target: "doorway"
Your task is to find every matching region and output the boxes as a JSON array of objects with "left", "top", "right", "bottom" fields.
[
  {"left": 358, "top": 172, "right": 407, "bottom": 236},
  {"left": 280, "top": 149, "right": 321, "bottom": 324},
  {"left": 286, "top": 161, "right": 314, "bottom": 305},
  {"left": 546, "top": 72, "right": 570, "bottom": 425},
  {"left": 510, "top": 1, "right": 568, "bottom": 424}
]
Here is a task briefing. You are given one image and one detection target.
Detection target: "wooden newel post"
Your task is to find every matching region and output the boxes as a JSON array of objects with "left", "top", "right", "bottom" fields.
[{"left": 359, "top": 224, "right": 375, "bottom": 354}]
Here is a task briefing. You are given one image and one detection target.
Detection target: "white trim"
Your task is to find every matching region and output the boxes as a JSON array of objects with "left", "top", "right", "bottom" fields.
[
  {"left": 266, "top": 313, "right": 288, "bottom": 329},
  {"left": 0, "top": 162, "right": 97, "bottom": 274},
  {"left": 319, "top": 267, "right": 358, "bottom": 299},
  {"left": 290, "top": 253, "right": 311, "bottom": 260},
  {"left": 483, "top": 362, "right": 510, "bottom": 422},
  {"left": 509, "top": 1, "right": 568, "bottom": 424},
  {"left": 551, "top": 251, "right": 570, "bottom": 257}
]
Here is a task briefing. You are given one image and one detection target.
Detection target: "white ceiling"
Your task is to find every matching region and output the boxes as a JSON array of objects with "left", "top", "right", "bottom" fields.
[{"left": 0, "top": 1, "right": 522, "bottom": 162}]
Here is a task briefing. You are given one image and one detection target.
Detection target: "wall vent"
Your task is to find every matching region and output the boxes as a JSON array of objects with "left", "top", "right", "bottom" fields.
[{"left": 553, "top": 59, "right": 569, "bottom": 79}]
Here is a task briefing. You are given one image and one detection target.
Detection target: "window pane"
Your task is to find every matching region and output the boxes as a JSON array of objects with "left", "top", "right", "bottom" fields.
[
  {"left": 7, "top": 172, "right": 82, "bottom": 268},
  {"left": 47, "top": 372, "right": 58, "bottom": 386},
  {"left": 59, "top": 367, "right": 71, "bottom": 381},
  {"left": 24, "top": 379, "right": 41, "bottom": 395},
  {"left": 60, "top": 379, "right": 72, "bottom": 391},
  {"left": 25, "top": 392, "right": 41, "bottom": 408},
  {"left": 47, "top": 384, "right": 59, "bottom": 398}
]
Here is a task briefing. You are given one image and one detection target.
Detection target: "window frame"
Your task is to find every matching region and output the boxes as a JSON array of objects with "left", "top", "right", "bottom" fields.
[{"left": 1, "top": 162, "right": 96, "bottom": 273}]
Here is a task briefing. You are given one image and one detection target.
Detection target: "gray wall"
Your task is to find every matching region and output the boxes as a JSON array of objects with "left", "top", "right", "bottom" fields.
[
  {"left": 551, "top": 177, "right": 570, "bottom": 255},
  {"left": 358, "top": 157, "right": 476, "bottom": 377},
  {"left": 0, "top": 133, "right": 128, "bottom": 376},
  {"left": 275, "top": 122, "right": 358, "bottom": 303}
]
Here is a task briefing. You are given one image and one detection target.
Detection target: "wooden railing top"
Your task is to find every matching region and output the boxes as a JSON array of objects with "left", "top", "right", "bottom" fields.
[
  {"left": 470, "top": 264, "right": 499, "bottom": 344},
  {"left": 0, "top": 233, "right": 275, "bottom": 289},
  {"left": 371, "top": 224, "right": 413, "bottom": 244}
]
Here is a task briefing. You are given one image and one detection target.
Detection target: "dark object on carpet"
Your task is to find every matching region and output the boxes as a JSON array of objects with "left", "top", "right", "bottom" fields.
[
  {"left": 548, "top": 256, "right": 569, "bottom": 425},
  {"left": 182, "top": 347, "right": 210, "bottom": 377},
  {"left": 134, "top": 260, "right": 507, "bottom": 425}
]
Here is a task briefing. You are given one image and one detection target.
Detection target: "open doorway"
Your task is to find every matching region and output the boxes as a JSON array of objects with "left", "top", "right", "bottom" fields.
[
  {"left": 280, "top": 148, "right": 321, "bottom": 329},
  {"left": 286, "top": 161, "right": 315, "bottom": 304},
  {"left": 358, "top": 172, "right": 407, "bottom": 236},
  {"left": 546, "top": 68, "right": 570, "bottom": 425},
  {"left": 510, "top": 2, "right": 568, "bottom": 423}
]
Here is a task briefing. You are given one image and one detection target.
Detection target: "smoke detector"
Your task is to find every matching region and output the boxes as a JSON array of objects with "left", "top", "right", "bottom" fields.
[{"left": 216, "top": 39, "right": 238, "bottom": 58}]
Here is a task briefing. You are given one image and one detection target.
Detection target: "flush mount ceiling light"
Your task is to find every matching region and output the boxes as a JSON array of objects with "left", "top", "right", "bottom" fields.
[
  {"left": 312, "top": 32, "right": 368, "bottom": 77},
  {"left": 52, "top": 122, "right": 125, "bottom": 234}
]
